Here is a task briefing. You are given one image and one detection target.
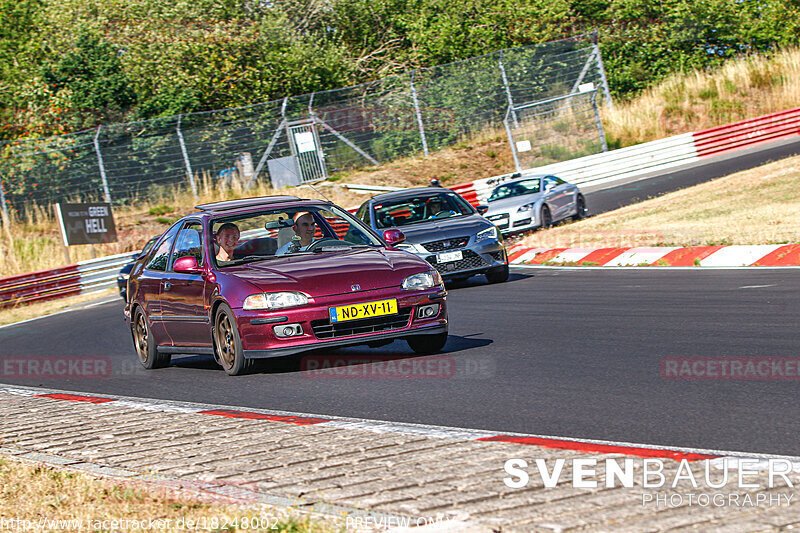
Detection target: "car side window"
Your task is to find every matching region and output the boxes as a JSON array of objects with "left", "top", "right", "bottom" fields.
[
  {"left": 544, "top": 176, "right": 564, "bottom": 189},
  {"left": 356, "top": 202, "right": 370, "bottom": 225},
  {"left": 145, "top": 224, "right": 181, "bottom": 272},
  {"left": 170, "top": 221, "right": 204, "bottom": 270}
]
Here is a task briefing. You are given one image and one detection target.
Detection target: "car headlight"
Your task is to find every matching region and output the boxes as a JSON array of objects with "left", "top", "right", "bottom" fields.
[
  {"left": 402, "top": 271, "right": 443, "bottom": 290},
  {"left": 243, "top": 292, "right": 308, "bottom": 310},
  {"left": 475, "top": 226, "right": 498, "bottom": 242},
  {"left": 517, "top": 202, "right": 536, "bottom": 213}
]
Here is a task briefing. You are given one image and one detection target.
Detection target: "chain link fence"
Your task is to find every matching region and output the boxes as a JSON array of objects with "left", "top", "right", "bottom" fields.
[{"left": 0, "top": 32, "right": 610, "bottom": 220}]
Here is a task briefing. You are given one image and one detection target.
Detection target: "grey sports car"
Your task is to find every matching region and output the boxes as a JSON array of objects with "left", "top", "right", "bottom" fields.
[
  {"left": 356, "top": 187, "right": 510, "bottom": 283},
  {"left": 482, "top": 174, "right": 587, "bottom": 235}
]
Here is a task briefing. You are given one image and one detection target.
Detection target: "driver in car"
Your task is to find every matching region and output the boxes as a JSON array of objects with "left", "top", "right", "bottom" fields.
[
  {"left": 276, "top": 211, "right": 317, "bottom": 255},
  {"left": 427, "top": 197, "right": 455, "bottom": 219}
]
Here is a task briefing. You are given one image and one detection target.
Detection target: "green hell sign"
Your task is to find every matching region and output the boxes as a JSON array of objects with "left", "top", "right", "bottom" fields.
[{"left": 56, "top": 202, "right": 117, "bottom": 246}]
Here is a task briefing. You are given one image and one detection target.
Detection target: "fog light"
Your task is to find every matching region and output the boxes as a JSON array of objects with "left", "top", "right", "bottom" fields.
[
  {"left": 274, "top": 323, "right": 303, "bottom": 338},
  {"left": 417, "top": 304, "right": 440, "bottom": 319}
]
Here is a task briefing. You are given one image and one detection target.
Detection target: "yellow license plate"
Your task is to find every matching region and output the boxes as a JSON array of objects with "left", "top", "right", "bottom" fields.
[{"left": 329, "top": 298, "right": 398, "bottom": 323}]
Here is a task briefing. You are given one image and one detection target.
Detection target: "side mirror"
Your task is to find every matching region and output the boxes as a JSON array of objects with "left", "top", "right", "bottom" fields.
[
  {"left": 383, "top": 229, "right": 406, "bottom": 246},
  {"left": 173, "top": 256, "right": 202, "bottom": 274},
  {"left": 476, "top": 204, "right": 489, "bottom": 215}
]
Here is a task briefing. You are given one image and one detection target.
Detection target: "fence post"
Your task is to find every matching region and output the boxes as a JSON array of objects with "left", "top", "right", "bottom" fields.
[
  {"left": 498, "top": 50, "right": 518, "bottom": 128},
  {"left": 410, "top": 72, "right": 429, "bottom": 157},
  {"left": 0, "top": 175, "right": 9, "bottom": 227},
  {"left": 93, "top": 127, "right": 112, "bottom": 203},
  {"left": 504, "top": 108, "right": 521, "bottom": 172},
  {"left": 592, "top": 35, "right": 613, "bottom": 109},
  {"left": 176, "top": 115, "right": 198, "bottom": 200},
  {"left": 591, "top": 91, "right": 609, "bottom": 152}
]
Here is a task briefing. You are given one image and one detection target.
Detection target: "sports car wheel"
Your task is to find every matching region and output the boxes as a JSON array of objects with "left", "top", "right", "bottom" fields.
[
  {"left": 214, "top": 304, "right": 253, "bottom": 376},
  {"left": 540, "top": 205, "right": 552, "bottom": 229},
  {"left": 486, "top": 264, "right": 509, "bottom": 284},
  {"left": 573, "top": 195, "right": 587, "bottom": 221},
  {"left": 133, "top": 308, "right": 170, "bottom": 369},
  {"left": 407, "top": 331, "right": 448, "bottom": 354}
]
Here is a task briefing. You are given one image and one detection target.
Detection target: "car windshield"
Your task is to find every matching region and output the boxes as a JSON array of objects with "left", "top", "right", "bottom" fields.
[
  {"left": 212, "top": 204, "right": 382, "bottom": 266},
  {"left": 488, "top": 178, "right": 541, "bottom": 202},
  {"left": 373, "top": 192, "right": 473, "bottom": 229}
]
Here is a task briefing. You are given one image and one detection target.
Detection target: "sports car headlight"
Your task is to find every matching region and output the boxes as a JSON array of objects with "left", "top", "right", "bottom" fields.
[
  {"left": 243, "top": 292, "right": 308, "bottom": 310},
  {"left": 402, "top": 271, "right": 443, "bottom": 290},
  {"left": 475, "top": 226, "right": 498, "bottom": 242},
  {"left": 517, "top": 202, "right": 536, "bottom": 213}
]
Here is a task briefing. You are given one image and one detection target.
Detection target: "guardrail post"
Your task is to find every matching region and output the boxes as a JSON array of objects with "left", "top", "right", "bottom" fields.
[
  {"left": 498, "top": 51, "right": 518, "bottom": 128},
  {"left": 176, "top": 115, "right": 198, "bottom": 200},
  {"left": 0, "top": 175, "right": 9, "bottom": 226},
  {"left": 93, "top": 127, "right": 112, "bottom": 204},
  {"left": 410, "top": 72, "right": 429, "bottom": 157}
]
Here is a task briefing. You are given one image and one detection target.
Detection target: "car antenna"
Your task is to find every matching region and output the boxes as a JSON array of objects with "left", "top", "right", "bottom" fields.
[{"left": 303, "top": 181, "right": 333, "bottom": 203}]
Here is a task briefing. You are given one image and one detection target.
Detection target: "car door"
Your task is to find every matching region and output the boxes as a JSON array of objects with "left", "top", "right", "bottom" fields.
[
  {"left": 160, "top": 220, "right": 212, "bottom": 347},
  {"left": 137, "top": 223, "right": 182, "bottom": 347},
  {"left": 542, "top": 175, "right": 571, "bottom": 220}
]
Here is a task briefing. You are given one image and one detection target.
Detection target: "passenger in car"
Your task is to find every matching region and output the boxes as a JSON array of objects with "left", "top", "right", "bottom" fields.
[{"left": 215, "top": 222, "right": 240, "bottom": 263}]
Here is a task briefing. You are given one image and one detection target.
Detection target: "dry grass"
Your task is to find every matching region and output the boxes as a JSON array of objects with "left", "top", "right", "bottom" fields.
[
  {"left": 603, "top": 47, "right": 800, "bottom": 146},
  {"left": 519, "top": 155, "right": 800, "bottom": 249},
  {"left": 0, "top": 455, "right": 342, "bottom": 532}
]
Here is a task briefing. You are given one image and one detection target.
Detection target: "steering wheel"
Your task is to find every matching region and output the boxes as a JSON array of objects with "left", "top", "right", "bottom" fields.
[{"left": 303, "top": 238, "right": 347, "bottom": 251}]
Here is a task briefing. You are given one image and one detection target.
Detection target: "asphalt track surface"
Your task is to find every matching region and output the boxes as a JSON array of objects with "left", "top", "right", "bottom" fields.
[
  {"left": 584, "top": 137, "right": 800, "bottom": 216},
  {"left": 1, "top": 268, "right": 798, "bottom": 456}
]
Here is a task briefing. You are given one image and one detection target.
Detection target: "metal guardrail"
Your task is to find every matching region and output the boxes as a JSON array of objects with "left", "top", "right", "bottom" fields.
[{"left": 0, "top": 252, "right": 136, "bottom": 309}]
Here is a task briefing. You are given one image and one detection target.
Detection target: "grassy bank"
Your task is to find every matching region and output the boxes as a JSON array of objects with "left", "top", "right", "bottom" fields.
[
  {"left": 518, "top": 155, "right": 800, "bottom": 249},
  {"left": 0, "top": 455, "right": 341, "bottom": 532}
]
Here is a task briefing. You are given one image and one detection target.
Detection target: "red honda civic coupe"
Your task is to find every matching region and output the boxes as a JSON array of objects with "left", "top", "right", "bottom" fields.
[{"left": 124, "top": 196, "right": 448, "bottom": 375}]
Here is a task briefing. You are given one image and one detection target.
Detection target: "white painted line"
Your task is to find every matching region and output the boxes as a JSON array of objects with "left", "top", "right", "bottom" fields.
[
  {"left": 0, "top": 297, "right": 120, "bottom": 330},
  {"left": 739, "top": 284, "right": 778, "bottom": 289}
]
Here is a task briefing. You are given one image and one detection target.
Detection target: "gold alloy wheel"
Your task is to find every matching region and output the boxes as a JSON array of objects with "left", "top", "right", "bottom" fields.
[
  {"left": 134, "top": 312, "right": 149, "bottom": 363},
  {"left": 215, "top": 312, "right": 236, "bottom": 369}
]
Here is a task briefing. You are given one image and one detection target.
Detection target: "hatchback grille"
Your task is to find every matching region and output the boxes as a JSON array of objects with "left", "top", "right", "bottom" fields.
[
  {"left": 426, "top": 250, "right": 488, "bottom": 274},
  {"left": 311, "top": 308, "right": 413, "bottom": 339},
  {"left": 422, "top": 236, "right": 470, "bottom": 252}
]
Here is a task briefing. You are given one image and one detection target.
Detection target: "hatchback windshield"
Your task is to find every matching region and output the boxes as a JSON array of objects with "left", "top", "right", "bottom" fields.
[
  {"left": 212, "top": 204, "right": 381, "bottom": 266},
  {"left": 488, "top": 178, "right": 541, "bottom": 202},
  {"left": 373, "top": 192, "right": 474, "bottom": 229}
]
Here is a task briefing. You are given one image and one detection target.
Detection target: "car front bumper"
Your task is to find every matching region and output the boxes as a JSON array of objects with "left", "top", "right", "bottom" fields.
[
  {"left": 412, "top": 239, "right": 507, "bottom": 279},
  {"left": 486, "top": 210, "right": 540, "bottom": 235},
  {"left": 234, "top": 286, "right": 448, "bottom": 359}
]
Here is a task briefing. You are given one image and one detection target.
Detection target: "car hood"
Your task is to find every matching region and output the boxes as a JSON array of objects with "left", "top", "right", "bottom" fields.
[
  {"left": 485, "top": 194, "right": 542, "bottom": 214},
  {"left": 221, "top": 247, "right": 430, "bottom": 297},
  {"left": 392, "top": 215, "right": 493, "bottom": 244}
]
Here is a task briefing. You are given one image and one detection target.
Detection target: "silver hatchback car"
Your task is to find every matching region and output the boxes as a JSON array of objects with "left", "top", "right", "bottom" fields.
[{"left": 483, "top": 174, "right": 587, "bottom": 235}]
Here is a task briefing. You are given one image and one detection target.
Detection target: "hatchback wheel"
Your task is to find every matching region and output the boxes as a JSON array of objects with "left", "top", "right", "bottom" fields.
[
  {"left": 214, "top": 304, "right": 254, "bottom": 376},
  {"left": 486, "top": 264, "right": 509, "bottom": 284},
  {"left": 407, "top": 331, "right": 448, "bottom": 354},
  {"left": 573, "top": 195, "right": 587, "bottom": 221},
  {"left": 133, "top": 308, "right": 170, "bottom": 369}
]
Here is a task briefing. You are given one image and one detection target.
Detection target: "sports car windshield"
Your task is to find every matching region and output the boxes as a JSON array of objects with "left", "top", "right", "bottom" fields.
[
  {"left": 488, "top": 178, "right": 541, "bottom": 202},
  {"left": 212, "top": 204, "right": 382, "bottom": 266},
  {"left": 373, "top": 192, "right": 474, "bottom": 229}
]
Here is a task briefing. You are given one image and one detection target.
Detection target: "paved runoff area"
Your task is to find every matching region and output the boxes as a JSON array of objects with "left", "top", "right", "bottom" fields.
[{"left": 1, "top": 385, "right": 800, "bottom": 532}]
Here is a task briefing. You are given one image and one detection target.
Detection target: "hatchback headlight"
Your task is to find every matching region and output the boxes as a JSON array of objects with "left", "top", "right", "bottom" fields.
[
  {"left": 475, "top": 226, "right": 498, "bottom": 242},
  {"left": 402, "top": 271, "right": 443, "bottom": 290},
  {"left": 243, "top": 292, "right": 308, "bottom": 310},
  {"left": 517, "top": 202, "right": 536, "bottom": 213}
]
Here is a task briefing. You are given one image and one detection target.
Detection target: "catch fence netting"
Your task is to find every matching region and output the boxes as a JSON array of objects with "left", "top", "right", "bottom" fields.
[{"left": 0, "top": 32, "right": 610, "bottom": 217}]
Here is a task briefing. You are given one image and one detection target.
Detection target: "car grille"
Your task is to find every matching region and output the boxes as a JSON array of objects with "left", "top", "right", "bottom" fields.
[
  {"left": 489, "top": 250, "right": 506, "bottom": 262},
  {"left": 487, "top": 214, "right": 509, "bottom": 230},
  {"left": 422, "top": 236, "right": 470, "bottom": 252},
  {"left": 311, "top": 307, "right": 413, "bottom": 339},
  {"left": 426, "top": 249, "right": 488, "bottom": 274}
]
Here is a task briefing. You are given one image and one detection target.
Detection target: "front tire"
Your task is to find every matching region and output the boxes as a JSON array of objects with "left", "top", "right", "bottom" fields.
[
  {"left": 486, "top": 264, "right": 510, "bottom": 284},
  {"left": 214, "top": 304, "right": 254, "bottom": 376},
  {"left": 407, "top": 331, "right": 448, "bottom": 354},
  {"left": 540, "top": 205, "right": 552, "bottom": 229},
  {"left": 573, "top": 194, "right": 587, "bottom": 221},
  {"left": 133, "top": 308, "right": 170, "bottom": 369}
]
